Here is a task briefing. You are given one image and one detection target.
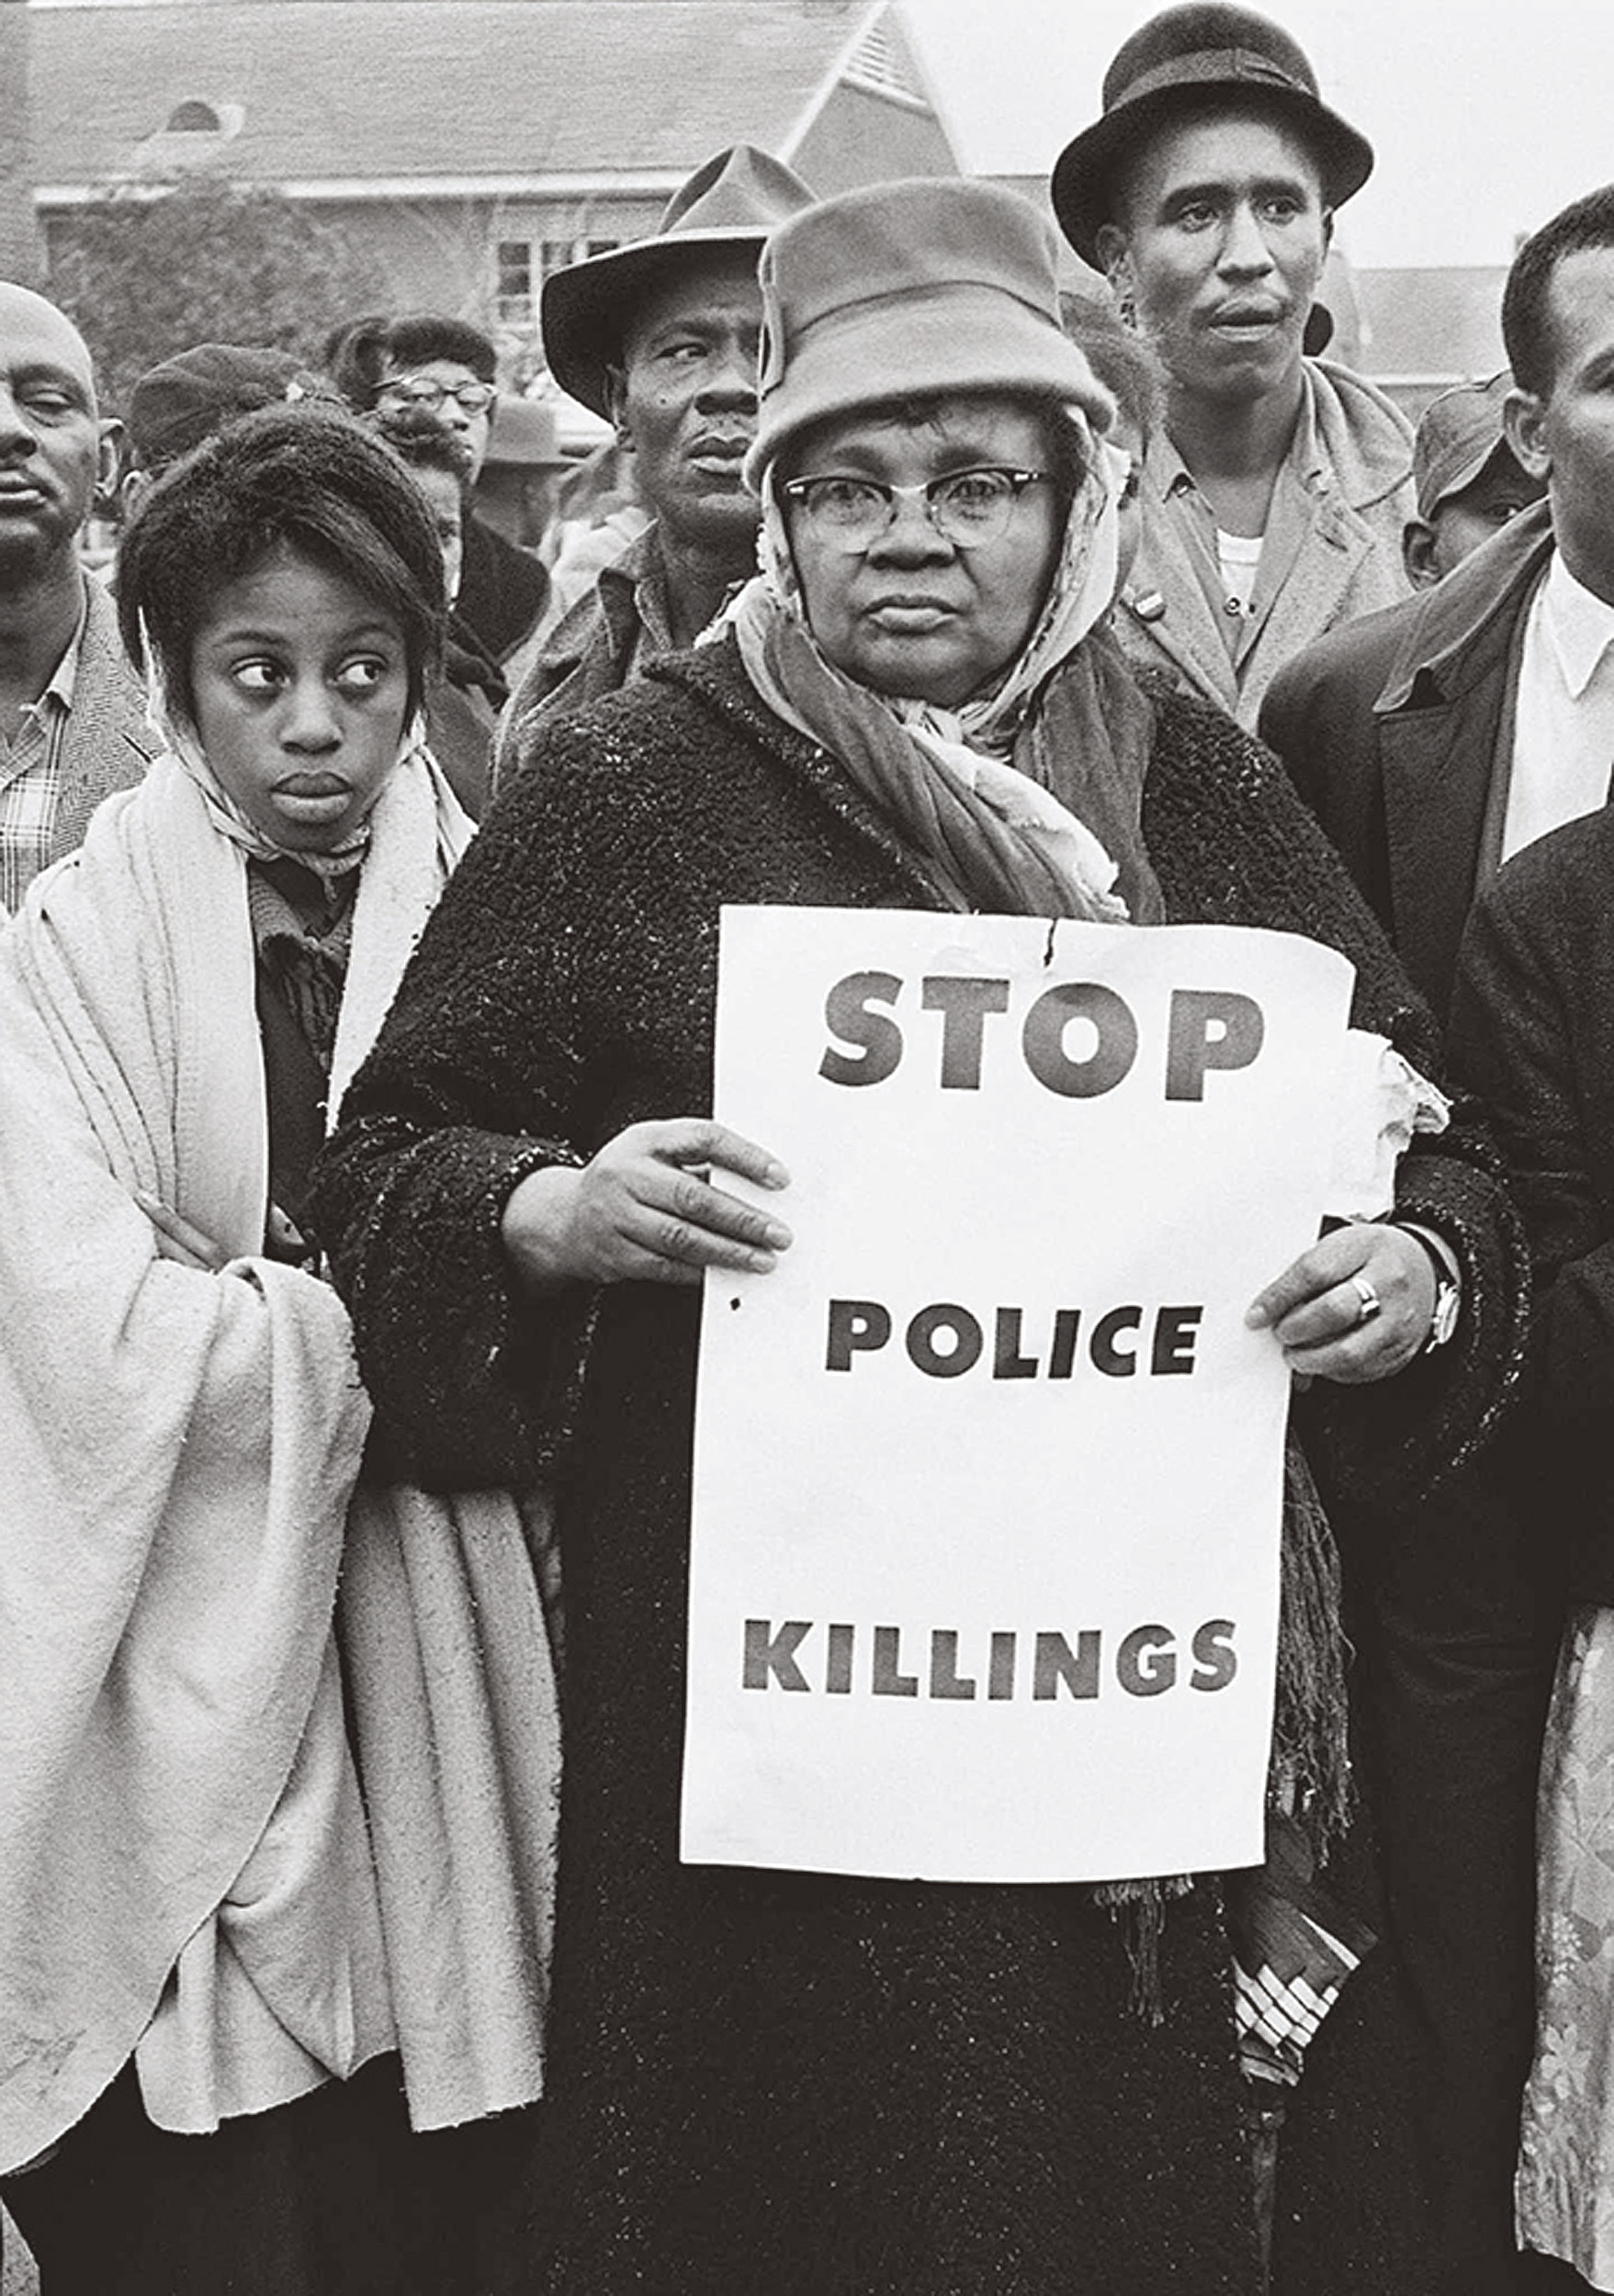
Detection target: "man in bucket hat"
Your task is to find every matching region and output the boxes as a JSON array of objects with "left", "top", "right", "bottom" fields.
[
  {"left": 1401, "top": 373, "right": 1544, "bottom": 591},
  {"left": 496, "top": 143, "right": 814, "bottom": 759},
  {"left": 1051, "top": 3, "right": 1414, "bottom": 730}
]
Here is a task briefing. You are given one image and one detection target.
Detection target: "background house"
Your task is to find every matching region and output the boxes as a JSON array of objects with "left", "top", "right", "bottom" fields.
[{"left": 29, "top": 0, "right": 960, "bottom": 382}]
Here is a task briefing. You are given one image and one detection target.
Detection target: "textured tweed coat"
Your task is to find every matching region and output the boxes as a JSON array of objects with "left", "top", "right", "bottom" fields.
[
  {"left": 313, "top": 639, "right": 1526, "bottom": 2296},
  {"left": 44, "top": 575, "right": 160, "bottom": 875}
]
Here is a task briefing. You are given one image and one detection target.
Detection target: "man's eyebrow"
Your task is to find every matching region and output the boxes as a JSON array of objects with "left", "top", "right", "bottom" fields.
[
  {"left": 1160, "top": 173, "right": 1312, "bottom": 204},
  {"left": 8, "top": 362, "right": 92, "bottom": 406},
  {"left": 636, "top": 314, "right": 720, "bottom": 347}
]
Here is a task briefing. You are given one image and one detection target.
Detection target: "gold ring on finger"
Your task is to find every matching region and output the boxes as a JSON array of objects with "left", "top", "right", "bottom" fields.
[{"left": 1349, "top": 1273, "right": 1382, "bottom": 1328}]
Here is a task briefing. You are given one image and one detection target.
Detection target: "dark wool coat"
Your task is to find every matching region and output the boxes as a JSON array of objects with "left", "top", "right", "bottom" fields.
[
  {"left": 456, "top": 512, "right": 551, "bottom": 668},
  {"left": 312, "top": 640, "right": 1527, "bottom": 2296},
  {"left": 1258, "top": 501, "right": 1555, "bottom": 1026},
  {"left": 1452, "top": 801, "right": 1614, "bottom": 1602}
]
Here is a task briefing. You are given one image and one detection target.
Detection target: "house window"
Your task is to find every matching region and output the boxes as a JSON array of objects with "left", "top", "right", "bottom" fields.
[
  {"left": 166, "top": 100, "right": 221, "bottom": 132},
  {"left": 496, "top": 240, "right": 534, "bottom": 328},
  {"left": 498, "top": 236, "right": 627, "bottom": 327}
]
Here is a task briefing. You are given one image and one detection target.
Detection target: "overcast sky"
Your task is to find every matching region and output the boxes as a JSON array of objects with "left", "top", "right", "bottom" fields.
[{"left": 900, "top": 0, "right": 1614, "bottom": 270}]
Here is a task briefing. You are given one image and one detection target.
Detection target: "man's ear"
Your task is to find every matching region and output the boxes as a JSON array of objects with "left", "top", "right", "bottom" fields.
[
  {"left": 1095, "top": 222, "right": 1129, "bottom": 284},
  {"left": 1403, "top": 518, "right": 1440, "bottom": 590},
  {"left": 1505, "top": 387, "right": 1551, "bottom": 482},
  {"left": 119, "top": 467, "right": 152, "bottom": 519},
  {"left": 605, "top": 366, "right": 633, "bottom": 453},
  {"left": 95, "top": 417, "right": 125, "bottom": 514},
  {"left": 1095, "top": 226, "right": 1138, "bottom": 328}
]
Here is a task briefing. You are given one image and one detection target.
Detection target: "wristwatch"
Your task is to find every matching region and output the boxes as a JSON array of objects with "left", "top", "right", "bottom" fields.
[{"left": 1396, "top": 1221, "right": 1462, "bottom": 1352}]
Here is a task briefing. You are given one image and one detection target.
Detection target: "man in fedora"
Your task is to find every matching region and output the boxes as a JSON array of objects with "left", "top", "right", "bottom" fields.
[
  {"left": 473, "top": 394, "right": 572, "bottom": 557},
  {"left": 1051, "top": 3, "right": 1414, "bottom": 730},
  {"left": 496, "top": 142, "right": 814, "bottom": 753}
]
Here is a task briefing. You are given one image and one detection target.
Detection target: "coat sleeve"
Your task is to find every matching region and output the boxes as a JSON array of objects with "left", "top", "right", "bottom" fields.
[{"left": 308, "top": 724, "right": 621, "bottom": 1491}]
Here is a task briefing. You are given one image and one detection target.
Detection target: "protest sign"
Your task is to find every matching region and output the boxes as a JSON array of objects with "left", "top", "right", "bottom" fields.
[{"left": 683, "top": 908, "right": 1356, "bottom": 1884}]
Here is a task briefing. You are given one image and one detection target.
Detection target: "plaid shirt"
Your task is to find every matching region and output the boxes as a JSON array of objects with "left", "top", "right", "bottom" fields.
[{"left": 0, "top": 600, "right": 86, "bottom": 916}]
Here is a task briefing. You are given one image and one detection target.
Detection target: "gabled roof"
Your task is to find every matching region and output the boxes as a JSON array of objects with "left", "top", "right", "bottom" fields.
[{"left": 32, "top": 0, "right": 950, "bottom": 197}]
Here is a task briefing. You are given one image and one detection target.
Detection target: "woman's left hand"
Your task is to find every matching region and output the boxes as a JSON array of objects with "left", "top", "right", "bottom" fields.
[
  {"left": 1245, "top": 1221, "right": 1438, "bottom": 1385},
  {"left": 132, "top": 1186, "right": 228, "bottom": 1274}
]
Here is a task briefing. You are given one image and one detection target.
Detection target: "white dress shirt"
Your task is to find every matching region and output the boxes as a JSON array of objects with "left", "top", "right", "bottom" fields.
[{"left": 1504, "top": 549, "right": 1614, "bottom": 862}]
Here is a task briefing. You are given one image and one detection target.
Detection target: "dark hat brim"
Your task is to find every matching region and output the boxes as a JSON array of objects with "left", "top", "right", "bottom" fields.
[
  {"left": 541, "top": 227, "right": 770, "bottom": 418},
  {"left": 1051, "top": 81, "right": 1373, "bottom": 270}
]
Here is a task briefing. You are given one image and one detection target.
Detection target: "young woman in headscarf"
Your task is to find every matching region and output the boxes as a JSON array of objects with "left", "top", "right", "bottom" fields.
[
  {"left": 310, "top": 183, "right": 1526, "bottom": 2294},
  {"left": 0, "top": 408, "right": 558, "bottom": 2294}
]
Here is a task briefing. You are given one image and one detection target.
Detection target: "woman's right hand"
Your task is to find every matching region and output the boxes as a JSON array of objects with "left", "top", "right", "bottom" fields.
[{"left": 500, "top": 1119, "right": 793, "bottom": 1291}]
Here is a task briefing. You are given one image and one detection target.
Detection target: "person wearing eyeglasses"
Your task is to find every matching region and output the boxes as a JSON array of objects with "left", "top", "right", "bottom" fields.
[
  {"left": 327, "top": 313, "right": 550, "bottom": 671},
  {"left": 309, "top": 176, "right": 1522, "bottom": 2295}
]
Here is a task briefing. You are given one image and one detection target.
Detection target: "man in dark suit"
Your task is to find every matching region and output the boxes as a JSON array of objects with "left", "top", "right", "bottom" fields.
[
  {"left": 1260, "top": 185, "right": 1614, "bottom": 1028},
  {"left": 0, "top": 281, "right": 156, "bottom": 914},
  {"left": 1262, "top": 186, "right": 1614, "bottom": 2295}
]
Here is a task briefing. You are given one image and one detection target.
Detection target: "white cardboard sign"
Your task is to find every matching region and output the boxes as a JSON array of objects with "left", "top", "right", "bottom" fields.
[{"left": 683, "top": 908, "right": 1355, "bottom": 1884}]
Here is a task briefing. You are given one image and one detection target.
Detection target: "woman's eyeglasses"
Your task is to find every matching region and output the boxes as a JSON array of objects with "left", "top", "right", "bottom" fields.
[
  {"left": 376, "top": 375, "right": 496, "bottom": 416},
  {"left": 780, "top": 467, "right": 1051, "bottom": 552}
]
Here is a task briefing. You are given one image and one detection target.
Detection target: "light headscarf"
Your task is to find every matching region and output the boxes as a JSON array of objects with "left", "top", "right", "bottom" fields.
[{"left": 141, "top": 629, "right": 435, "bottom": 886}]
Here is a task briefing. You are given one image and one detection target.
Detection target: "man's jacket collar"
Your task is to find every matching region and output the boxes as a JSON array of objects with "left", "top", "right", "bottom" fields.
[{"left": 1377, "top": 498, "right": 1555, "bottom": 713}]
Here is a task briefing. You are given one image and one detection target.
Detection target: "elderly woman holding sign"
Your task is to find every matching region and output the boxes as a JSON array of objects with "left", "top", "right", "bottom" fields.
[{"left": 311, "top": 181, "right": 1523, "bottom": 2293}]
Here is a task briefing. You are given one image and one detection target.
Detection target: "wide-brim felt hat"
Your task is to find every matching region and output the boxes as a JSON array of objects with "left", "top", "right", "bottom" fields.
[
  {"left": 1051, "top": 4, "right": 1374, "bottom": 269},
  {"left": 745, "top": 177, "right": 1115, "bottom": 489},
  {"left": 541, "top": 143, "right": 816, "bottom": 417},
  {"left": 483, "top": 393, "right": 571, "bottom": 470}
]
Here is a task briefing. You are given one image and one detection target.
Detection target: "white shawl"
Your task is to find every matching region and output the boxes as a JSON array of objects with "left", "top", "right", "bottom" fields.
[{"left": 0, "top": 751, "right": 559, "bottom": 2167}]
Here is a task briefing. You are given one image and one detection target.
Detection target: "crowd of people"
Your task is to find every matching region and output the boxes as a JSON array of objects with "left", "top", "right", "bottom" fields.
[{"left": 1, "top": 4, "right": 1612, "bottom": 2290}]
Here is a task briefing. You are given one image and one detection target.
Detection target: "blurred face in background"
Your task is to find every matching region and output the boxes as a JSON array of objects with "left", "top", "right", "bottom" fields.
[
  {"left": 408, "top": 462, "right": 466, "bottom": 608},
  {"left": 375, "top": 359, "right": 496, "bottom": 481},
  {"left": 1403, "top": 449, "right": 1545, "bottom": 589}
]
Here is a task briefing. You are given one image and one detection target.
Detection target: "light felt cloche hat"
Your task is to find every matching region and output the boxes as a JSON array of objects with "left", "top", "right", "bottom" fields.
[{"left": 744, "top": 176, "right": 1115, "bottom": 490}]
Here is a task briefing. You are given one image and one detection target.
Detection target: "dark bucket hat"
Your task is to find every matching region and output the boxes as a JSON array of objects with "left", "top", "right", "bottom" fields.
[
  {"left": 127, "top": 343, "right": 335, "bottom": 474},
  {"left": 1413, "top": 373, "right": 1518, "bottom": 521},
  {"left": 541, "top": 143, "right": 816, "bottom": 418},
  {"left": 1051, "top": 4, "right": 1374, "bottom": 269}
]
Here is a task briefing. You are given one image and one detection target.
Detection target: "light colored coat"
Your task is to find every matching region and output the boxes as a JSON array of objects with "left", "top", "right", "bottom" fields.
[{"left": 1117, "top": 360, "right": 1416, "bottom": 731}]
